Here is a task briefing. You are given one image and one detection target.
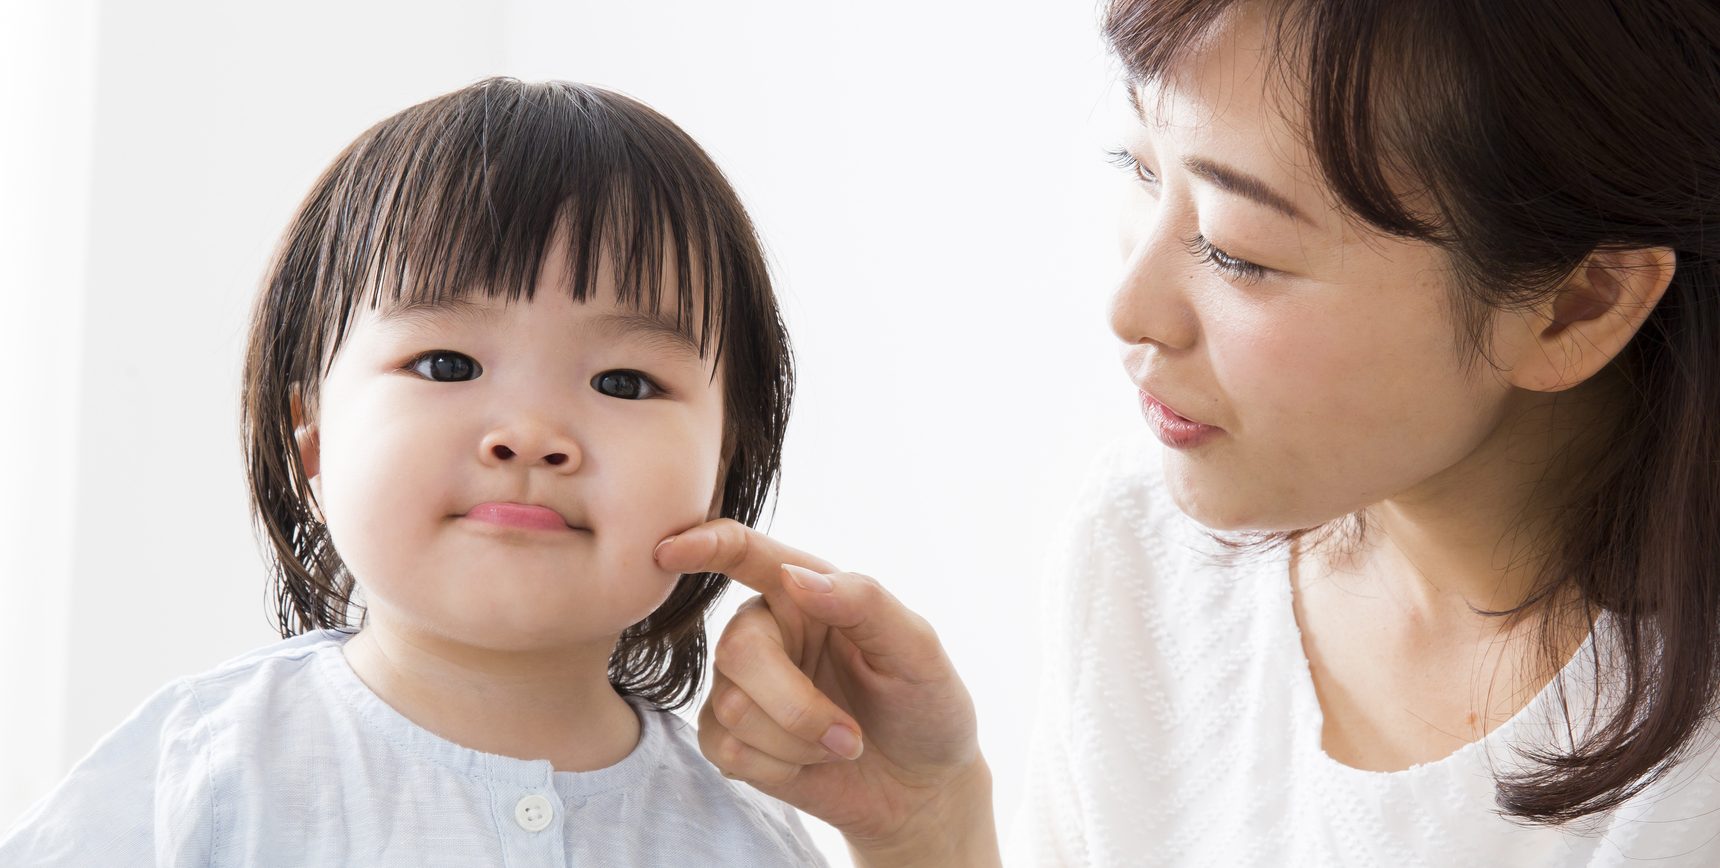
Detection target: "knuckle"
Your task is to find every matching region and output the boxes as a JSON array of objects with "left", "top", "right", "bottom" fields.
[
  {"left": 696, "top": 722, "right": 725, "bottom": 761},
  {"left": 906, "top": 611, "right": 947, "bottom": 661},
  {"left": 757, "top": 762, "right": 801, "bottom": 788},
  {"left": 712, "top": 630, "right": 759, "bottom": 674},
  {"left": 777, "top": 697, "right": 816, "bottom": 736},
  {"left": 910, "top": 611, "right": 938, "bottom": 642},
  {"left": 711, "top": 685, "right": 752, "bottom": 729},
  {"left": 794, "top": 740, "right": 832, "bottom": 765},
  {"left": 712, "top": 519, "right": 753, "bottom": 570},
  {"left": 713, "top": 732, "right": 751, "bottom": 771}
]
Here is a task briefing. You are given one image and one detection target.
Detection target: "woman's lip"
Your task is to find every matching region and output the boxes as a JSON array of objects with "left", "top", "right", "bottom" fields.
[
  {"left": 1138, "top": 390, "right": 1211, "bottom": 427},
  {"left": 463, "top": 502, "right": 573, "bottom": 531},
  {"left": 1139, "top": 390, "right": 1222, "bottom": 449}
]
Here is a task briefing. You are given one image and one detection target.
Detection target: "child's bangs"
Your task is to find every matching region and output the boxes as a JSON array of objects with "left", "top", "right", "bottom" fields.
[{"left": 311, "top": 78, "right": 746, "bottom": 371}]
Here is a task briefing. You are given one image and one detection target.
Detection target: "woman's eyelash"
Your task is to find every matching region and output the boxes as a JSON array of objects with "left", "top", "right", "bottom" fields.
[
  {"left": 1105, "top": 146, "right": 1158, "bottom": 186},
  {"left": 1108, "top": 147, "right": 1269, "bottom": 283},
  {"left": 1184, "top": 234, "right": 1269, "bottom": 282}
]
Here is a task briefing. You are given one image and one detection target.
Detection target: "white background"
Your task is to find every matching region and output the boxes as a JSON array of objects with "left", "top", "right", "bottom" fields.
[{"left": 0, "top": 1, "right": 1141, "bottom": 860}]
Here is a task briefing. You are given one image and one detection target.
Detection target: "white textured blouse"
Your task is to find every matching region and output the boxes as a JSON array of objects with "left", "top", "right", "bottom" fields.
[
  {"left": 0, "top": 629, "right": 827, "bottom": 867},
  {"left": 1009, "top": 441, "right": 1720, "bottom": 867}
]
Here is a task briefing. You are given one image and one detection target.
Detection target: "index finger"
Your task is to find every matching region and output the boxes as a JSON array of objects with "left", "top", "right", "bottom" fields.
[{"left": 653, "top": 519, "right": 838, "bottom": 600}]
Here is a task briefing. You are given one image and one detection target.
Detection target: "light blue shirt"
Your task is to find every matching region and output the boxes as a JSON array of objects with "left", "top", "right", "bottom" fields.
[{"left": 0, "top": 630, "right": 828, "bottom": 867}]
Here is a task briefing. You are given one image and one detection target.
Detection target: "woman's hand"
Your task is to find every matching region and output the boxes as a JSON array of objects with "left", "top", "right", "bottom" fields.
[{"left": 654, "top": 520, "right": 1000, "bottom": 868}]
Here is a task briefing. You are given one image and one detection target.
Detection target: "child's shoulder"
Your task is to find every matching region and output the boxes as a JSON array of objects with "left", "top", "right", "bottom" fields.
[
  {"left": 201, "top": 626, "right": 344, "bottom": 668},
  {"left": 0, "top": 631, "right": 352, "bottom": 864},
  {"left": 172, "top": 628, "right": 351, "bottom": 713},
  {"left": 624, "top": 704, "right": 829, "bottom": 866}
]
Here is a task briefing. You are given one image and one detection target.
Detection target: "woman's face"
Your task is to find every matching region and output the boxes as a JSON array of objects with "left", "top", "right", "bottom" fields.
[{"left": 1108, "top": 12, "right": 1524, "bottom": 532}]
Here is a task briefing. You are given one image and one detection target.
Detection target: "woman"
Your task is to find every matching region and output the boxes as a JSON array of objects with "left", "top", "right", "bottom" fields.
[{"left": 653, "top": 0, "right": 1720, "bottom": 864}]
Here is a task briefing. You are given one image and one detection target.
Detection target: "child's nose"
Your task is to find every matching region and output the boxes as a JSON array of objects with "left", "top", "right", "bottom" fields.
[{"left": 479, "top": 425, "right": 582, "bottom": 472}]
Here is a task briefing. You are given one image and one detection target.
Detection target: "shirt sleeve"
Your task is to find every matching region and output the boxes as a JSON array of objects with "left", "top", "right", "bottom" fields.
[{"left": 0, "top": 679, "right": 215, "bottom": 867}]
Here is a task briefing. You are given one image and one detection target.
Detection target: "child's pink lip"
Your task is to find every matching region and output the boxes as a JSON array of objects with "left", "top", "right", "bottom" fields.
[{"left": 464, "top": 502, "right": 575, "bottom": 531}]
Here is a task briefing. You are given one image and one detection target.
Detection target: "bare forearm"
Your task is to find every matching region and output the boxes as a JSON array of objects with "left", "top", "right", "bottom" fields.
[{"left": 846, "top": 759, "right": 1001, "bottom": 868}]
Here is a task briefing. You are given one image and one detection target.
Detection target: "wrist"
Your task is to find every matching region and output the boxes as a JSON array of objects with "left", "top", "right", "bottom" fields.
[{"left": 846, "top": 757, "right": 1000, "bottom": 868}]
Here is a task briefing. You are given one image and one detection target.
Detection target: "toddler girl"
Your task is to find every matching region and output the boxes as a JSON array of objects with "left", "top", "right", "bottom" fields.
[{"left": 0, "top": 77, "right": 824, "bottom": 867}]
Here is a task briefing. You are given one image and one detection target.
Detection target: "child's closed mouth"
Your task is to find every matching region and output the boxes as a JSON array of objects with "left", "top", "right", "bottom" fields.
[{"left": 461, "top": 501, "right": 584, "bottom": 533}]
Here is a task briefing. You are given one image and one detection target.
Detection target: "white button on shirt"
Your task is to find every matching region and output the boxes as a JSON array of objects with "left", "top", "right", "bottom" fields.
[
  {"left": 0, "top": 630, "right": 828, "bottom": 867},
  {"left": 515, "top": 794, "right": 554, "bottom": 832}
]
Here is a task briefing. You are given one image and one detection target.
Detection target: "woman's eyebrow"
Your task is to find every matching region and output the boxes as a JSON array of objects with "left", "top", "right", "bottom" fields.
[
  {"left": 1125, "top": 86, "right": 1315, "bottom": 226},
  {"left": 1180, "top": 156, "right": 1314, "bottom": 226}
]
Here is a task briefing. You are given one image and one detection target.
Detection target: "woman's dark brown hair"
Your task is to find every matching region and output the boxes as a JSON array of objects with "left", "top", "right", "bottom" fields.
[
  {"left": 239, "top": 77, "right": 792, "bottom": 712},
  {"left": 1105, "top": 0, "right": 1720, "bottom": 827}
]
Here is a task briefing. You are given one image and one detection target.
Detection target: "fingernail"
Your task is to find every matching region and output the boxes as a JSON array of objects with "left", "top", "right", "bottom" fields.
[
  {"left": 653, "top": 537, "right": 677, "bottom": 562},
  {"left": 783, "top": 563, "right": 833, "bottom": 593},
  {"left": 819, "top": 724, "right": 862, "bottom": 760}
]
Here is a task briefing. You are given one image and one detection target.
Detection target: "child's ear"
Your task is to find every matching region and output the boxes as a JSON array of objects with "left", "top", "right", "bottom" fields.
[
  {"left": 705, "top": 460, "right": 729, "bottom": 521},
  {"left": 289, "top": 384, "right": 323, "bottom": 503},
  {"left": 705, "top": 479, "right": 725, "bottom": 521}
]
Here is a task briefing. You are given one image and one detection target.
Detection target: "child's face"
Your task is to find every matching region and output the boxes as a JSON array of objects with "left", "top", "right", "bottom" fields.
[{"left": 293, "top": 247, "right": 726, "bottom": 651}]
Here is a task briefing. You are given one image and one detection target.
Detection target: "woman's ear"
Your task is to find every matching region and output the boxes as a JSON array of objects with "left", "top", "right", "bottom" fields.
[{"left": 1498, "top": 245, "right": 1677, "bottom": 392}]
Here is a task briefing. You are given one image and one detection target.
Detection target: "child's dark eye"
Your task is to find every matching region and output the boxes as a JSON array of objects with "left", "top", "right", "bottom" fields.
[
  {"left": 591, "top": 370, "right": 662, "bottom": 400},
  {"left": 407, "top": 350, "right": 481, "bottom": 382}
]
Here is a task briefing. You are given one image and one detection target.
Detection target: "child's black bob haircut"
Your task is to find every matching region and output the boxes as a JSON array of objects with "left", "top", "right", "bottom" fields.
[{"left": 240, "top": 77, "right": 792, "bottom": 712}]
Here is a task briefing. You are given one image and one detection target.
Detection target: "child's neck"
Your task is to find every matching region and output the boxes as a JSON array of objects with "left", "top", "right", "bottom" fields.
[{"left": 341, "top": 619, "right": 641, "bottom": 773}]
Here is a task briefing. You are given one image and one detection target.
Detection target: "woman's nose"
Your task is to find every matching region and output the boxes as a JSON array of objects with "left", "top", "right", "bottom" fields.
[
  {"left": 1108, "top": 233, "right": 1196, "bottom": 350},
  {"left": 478, "top": 423, "right": 582, "bottom": 473}
]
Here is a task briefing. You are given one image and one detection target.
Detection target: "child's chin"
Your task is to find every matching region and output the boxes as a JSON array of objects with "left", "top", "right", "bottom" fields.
[
  {"left": 449, "top": 621, "right": 628, "bottom": 654},
  {"left": 450, "top": 602, "right": 666, "bottom": 652}
]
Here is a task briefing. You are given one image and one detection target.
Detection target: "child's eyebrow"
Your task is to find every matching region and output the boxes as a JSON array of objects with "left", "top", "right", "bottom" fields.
[
  {"left": 374, "top": 297, "right": 703, "bottom": 358},
  {"left": 586, "top": 310, "right": 704, "bottom": 359},
  {"left": 373, "top": 296, "right": 500, "bottom": 330}
]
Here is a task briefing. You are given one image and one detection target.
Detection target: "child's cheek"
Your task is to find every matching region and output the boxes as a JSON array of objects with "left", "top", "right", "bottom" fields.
[{"left": 600, "top": 412, "right": 725, "bottom": 577}]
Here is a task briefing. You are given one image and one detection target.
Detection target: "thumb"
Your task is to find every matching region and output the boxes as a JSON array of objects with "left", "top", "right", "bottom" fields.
[{"left": 779, "top": 564, "right": 946, "bottom": 682}]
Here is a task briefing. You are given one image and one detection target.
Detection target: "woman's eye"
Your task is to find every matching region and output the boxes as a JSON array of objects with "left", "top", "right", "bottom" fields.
[
  {"left": 1184, "top": 233, "right": 1270, "bottom": 283},
  {"left": 407, "top": 350, "right": 481, "bottom": 382},
  {"left": 591, "top": 370, "right": 662, "bottom": 400},
  {"left": 1106, "top": 147, "right": 1159, "bottom": 188}
]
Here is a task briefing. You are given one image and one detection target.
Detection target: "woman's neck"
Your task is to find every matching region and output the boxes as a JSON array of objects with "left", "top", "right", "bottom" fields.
[
  {"left": 1292, "top": 374, "right": 1622, "bottom": 771},
  {"left": 341, "top": 615, "right": 641, "bottom": 772},
  {"left": 1335, "top": 371, "right": 1626, "bottom": 631}
]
